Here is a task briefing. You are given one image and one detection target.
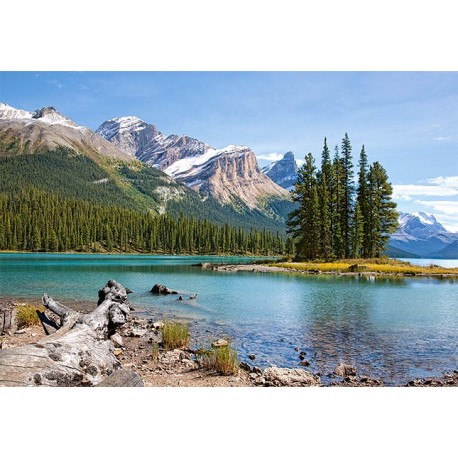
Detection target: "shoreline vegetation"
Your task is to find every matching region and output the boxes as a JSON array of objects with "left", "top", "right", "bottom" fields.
[{"left": 199, "top": 257, "right": 458, "bottom": 277}]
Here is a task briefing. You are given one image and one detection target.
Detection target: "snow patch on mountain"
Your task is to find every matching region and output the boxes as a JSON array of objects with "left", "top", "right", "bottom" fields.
[
  {"left": 165, "top": 147, "right": 220, "bottom": 176},
  {"left": 0, "top": 103, "right": 83, "bottom": 129}
]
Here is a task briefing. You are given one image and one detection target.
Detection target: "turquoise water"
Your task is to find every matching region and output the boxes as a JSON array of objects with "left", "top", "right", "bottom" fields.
[
  {"left": 1, "top": 253, "right": 457, "bottom": 385},
  {"left": 400, "top": 258, "right": 458, "bottom": 268}
]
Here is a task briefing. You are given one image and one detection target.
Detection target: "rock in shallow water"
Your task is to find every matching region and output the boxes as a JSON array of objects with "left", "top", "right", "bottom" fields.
[
  {"left": 334, "top": 363, "right": 357, "bottom": 377},
  {"left": 151, "top": 284, "right": 178, "bottom": 295}
]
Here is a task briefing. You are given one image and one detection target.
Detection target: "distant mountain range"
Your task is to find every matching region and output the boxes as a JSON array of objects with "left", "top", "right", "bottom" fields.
[
  {"left": 386, "top": 212, "right": 458, "bottom": 259},
  {"left": 2, "top": 102, "right": 455, "bottom": 258},
  {"left": 0, "top": 103, "right": 293, "bottom": 233}
]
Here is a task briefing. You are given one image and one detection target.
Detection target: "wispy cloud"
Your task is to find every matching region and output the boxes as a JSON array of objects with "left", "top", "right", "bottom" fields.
[
  {"left": 427, "top": 176, "right": 458, "bottom": 187},
  {"left": 415, "top": 200, "right": 458, "bottom": 215},
  {"left": 433, "top": 136, "right": 451, "bottom": 141},
  {"left": 48, "top": 79, "right": 65, "bottom": 90},
  {"left": 393, "top": 175, "right": 458, "bottom": 200},
  {"left": 256, "top": 152, "right": 285, "bottom": 162}
]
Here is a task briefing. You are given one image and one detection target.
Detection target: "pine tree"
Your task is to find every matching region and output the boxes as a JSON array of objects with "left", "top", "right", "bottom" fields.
[
  {"left": 332, "top": 146, "right": 344, "bottom": 259},
  {"left": 340, "top": 133, "right": 355, "bottom": 258},
  {"left": 356, "top": 145, "right": 370, "bottom": 257},
  {"left": 367, "top": 162, "right": 399, "bottom": 257},
  {"left": 318, "top": 138, "right": 333, "bottom": 259},
  {"left": 287, "top": 153, "right": 320, "bottom": 259}
]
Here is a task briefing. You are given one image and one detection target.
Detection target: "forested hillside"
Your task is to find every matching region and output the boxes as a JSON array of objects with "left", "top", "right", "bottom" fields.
[{"left": 0, "top": 189, "right": 287, "bottom": 255}]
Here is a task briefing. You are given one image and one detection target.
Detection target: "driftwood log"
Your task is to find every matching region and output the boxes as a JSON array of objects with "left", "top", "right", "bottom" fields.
[{"left": 0, "top": 280, "right": 138, "bottom": 387}]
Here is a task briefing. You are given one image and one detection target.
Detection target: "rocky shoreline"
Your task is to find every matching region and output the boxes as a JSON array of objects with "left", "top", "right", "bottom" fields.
[
  {"left": 197, "top": 262, "right": 458, "bottom": 277},
  {"left": 1, "top": 297, "right": 456, "bottom": 387}
]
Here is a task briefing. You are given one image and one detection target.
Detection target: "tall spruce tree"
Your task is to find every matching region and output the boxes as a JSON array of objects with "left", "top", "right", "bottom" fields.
[
  {"left": 340, "top": 133, "right": 355, "bottom": 258},
  {"left": 356, "top": 145, "right": 370, "bottom": 257},
  {"left": 318, "top": 138, "right": 333, "bottom": 259},
  {"left": 367, "top": 162, "right": 399, "bottom": 257},
  {"left": 287, "top": 153, "right": 320, "bottom": 259},
  {"left": 332, "top": 145, "right": 344, "bottom": 259}
]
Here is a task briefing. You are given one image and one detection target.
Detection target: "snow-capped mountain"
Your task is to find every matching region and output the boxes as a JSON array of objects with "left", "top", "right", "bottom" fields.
[
  {"left": 262, "top": 151, "right": 298, "bottom": 190},
  {"left": 0, "top": 103, "right": 133, "bottom": 161},
  {"left": 0, "top": 103, "right": 78, "bottom": 128},
  {"left": 96, "top": 117, "right": 209, "bottom": 167},
  {"left": 397, "top": 212, "right": 446, "bottom": 238},
  {"left": 387, "top": 212, "right": 458, "bottom": 258},
  {"left": 97, "top": 116, "right": 289, "bottom": 209}
]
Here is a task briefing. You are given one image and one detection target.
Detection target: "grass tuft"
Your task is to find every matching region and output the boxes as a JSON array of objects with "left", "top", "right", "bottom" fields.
[
  {"left": 161, "top": 321, "right": 189, "bottom": 350},
  {"left": 16, "top": 304, "right": 42, "bottom": 329},
  {"left": 199, "top": 341, "right": 239, "bottom": 375}
]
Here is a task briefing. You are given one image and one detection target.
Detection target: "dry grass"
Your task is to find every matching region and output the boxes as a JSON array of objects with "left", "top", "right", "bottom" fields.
[
  {"left": 16, "top": 304, "right": 43, "bottom": 329},
  {"left": 161, "top": 321, "right": 190, "bottom": 350},
  {"left": 272, "top": 258, "right": 458, "bottom": 275},
  {"left": 151, "top": 342, "right": 160, "bottom": 361}
]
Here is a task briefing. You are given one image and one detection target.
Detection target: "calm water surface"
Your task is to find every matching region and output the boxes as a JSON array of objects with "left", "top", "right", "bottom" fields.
[
  {"left": 1, "top": 253, "right": 457, "bottom": 385},
  {"left": 400, "top": 258, "right": 458, "bottom": 268}
]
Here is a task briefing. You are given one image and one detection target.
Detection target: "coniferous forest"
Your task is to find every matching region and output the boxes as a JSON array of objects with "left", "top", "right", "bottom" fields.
[
  {"left": 0, "top": 189, "right": 286, "bottom": 255},
  {"left": 287, "top": 134, "right": 398, "bottom": 260}
]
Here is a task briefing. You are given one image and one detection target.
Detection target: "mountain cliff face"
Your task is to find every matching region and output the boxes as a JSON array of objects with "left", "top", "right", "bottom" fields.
[
  {"left": 97, "top": 116, "right": 289, "bottom": 210},
  {"left": 262, "top": 151, "right": 298, "bottom": 190},
  {"left": 96, "top": 117, "right": 209, "bottom": 167},
  {"left": 0, "top": 103, "right": 291, "bottom": 233},
  {"left": 0, "top": 103, "right": 133, "bottom": 161},
  {"left": 387, "top": 212, "right": 458, "bottom": 258}
]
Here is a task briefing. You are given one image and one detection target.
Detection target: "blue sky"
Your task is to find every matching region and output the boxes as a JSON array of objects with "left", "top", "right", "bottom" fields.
[{"left": 1, "top": 71, "right": 457, "bottom": 230}]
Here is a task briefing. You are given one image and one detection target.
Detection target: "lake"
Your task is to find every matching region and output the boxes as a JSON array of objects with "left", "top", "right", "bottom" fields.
[
  {"left": 1, "top": 253, "right": 457, "bottom": 385},
  {"left": 399, "top": 258, "right": 458, "bottom": 268}
]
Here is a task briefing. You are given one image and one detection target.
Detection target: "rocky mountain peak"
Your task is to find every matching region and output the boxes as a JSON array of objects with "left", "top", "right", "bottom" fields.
[
  {"left": 32, "top": 106, "right": 78, "bottom": 127},
  {"left": 262, "top": 151, "right": 298, "bottom": 190},
  {"left": 397, "top": 211, "right": 447, "bottom": 238}
]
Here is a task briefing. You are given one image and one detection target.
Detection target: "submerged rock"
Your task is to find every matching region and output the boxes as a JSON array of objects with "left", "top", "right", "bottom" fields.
[
  {"left": 334, "top": 363, "right": 357, "bottom": 377},
  {"left": 151, "top": 284, "right": 178, "bottom": 294}
]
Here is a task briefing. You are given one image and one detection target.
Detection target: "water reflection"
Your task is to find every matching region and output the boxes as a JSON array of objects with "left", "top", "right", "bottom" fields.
[{"left": 1, "top": 253, "right": 457, "bottom": 385}]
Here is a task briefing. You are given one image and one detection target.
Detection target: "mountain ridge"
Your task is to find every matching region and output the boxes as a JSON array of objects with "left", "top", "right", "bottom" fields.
[
  {"left": 96, "top": 116, "right": 289, "bottom": 210},
  {"left": 387, "top": 211, "right": 458, "bottom": 259}
]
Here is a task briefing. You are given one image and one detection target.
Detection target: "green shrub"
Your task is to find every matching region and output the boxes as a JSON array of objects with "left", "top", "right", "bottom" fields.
[
  {"left": 16, "top": 304, "right": 42, "bottom": 329},
  {"left": 161, "top": 321, "right": 189, "bottom": 350}
]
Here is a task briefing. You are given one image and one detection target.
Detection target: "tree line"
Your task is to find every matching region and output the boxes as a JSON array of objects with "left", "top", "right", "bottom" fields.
[
  {"left": 0, "top": 189, "right": 287, "bottom": 256},
  {"left": 287, "top": 134, "right": 398, "bottom": 260}
]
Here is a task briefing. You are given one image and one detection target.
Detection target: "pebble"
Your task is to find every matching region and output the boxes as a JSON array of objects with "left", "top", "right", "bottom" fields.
[{"left": 248, "top": 353, "right": 256, "bottom": 360}]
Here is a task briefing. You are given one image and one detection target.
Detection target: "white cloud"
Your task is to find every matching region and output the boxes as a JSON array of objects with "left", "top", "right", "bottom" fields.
[
  {"left": 433, "top": 136, "right": 451, "bottom": 141},
  {"left": 427, "top": 176, "right": 458, "bottom": 188},
  {"left": 392, "top": 184, "right": 458, "bottom": 200},
  {"left": 256, "top": 152, "right": 285, "bottom": 162},
  {"left": 415, "top": 200, "right": 458, "bottom": 215},
  {"left": 393, "top": 175, "right": 458, "bottom": 200}
]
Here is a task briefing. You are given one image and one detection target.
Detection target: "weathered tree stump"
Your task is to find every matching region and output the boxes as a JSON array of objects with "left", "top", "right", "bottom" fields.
[
  {"left": 0, "top": 305, "right": 14, "bottom": 335},
  {"left": 0, "top": 280, "right": 136, "bottom": 387}
]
